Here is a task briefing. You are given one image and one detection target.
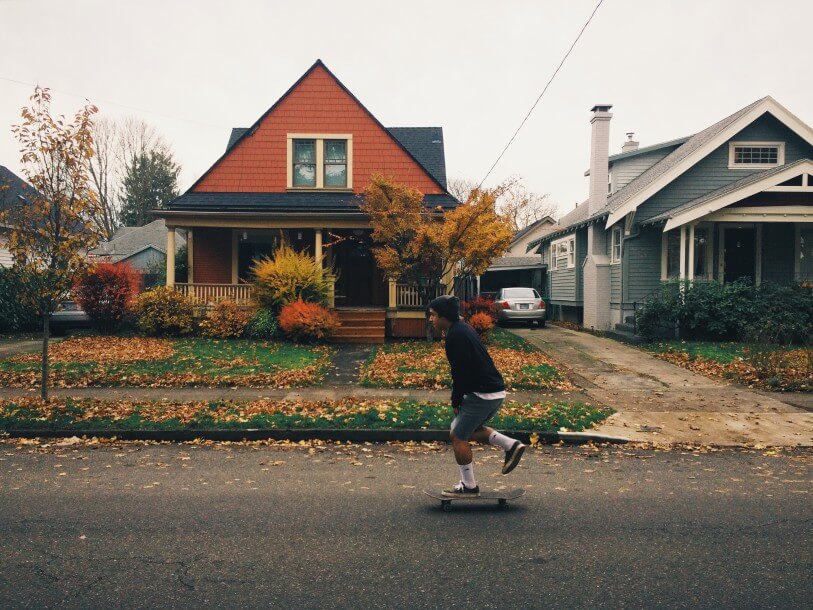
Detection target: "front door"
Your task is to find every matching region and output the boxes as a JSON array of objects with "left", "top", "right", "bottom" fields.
[
  {"left": 331, "top": 231, "right": 388, "bottom": 307},
  {"left": 724, "top": 228, "right": 756, "bottom": 284}
]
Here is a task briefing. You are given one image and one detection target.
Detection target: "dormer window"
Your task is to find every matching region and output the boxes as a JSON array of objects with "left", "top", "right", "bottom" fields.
[
  {"left": 729, "top": 141, "right": 784, "bottom": 169},
  {"left": 288, "top": 134, "right": 353, "bottom": 189}
]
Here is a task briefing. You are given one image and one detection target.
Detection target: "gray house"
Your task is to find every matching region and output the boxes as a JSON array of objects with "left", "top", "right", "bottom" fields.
[
  {"left": 89, "top": 219, "right": 185, "bottom": 275},
  {"left": 531, "top": 97, "right": 813, "bottom": 330}
]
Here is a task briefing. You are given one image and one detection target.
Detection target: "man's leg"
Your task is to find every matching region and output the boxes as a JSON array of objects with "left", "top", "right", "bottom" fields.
[{"left": 471, "top": 425, "right": 526, "bottom": 475}]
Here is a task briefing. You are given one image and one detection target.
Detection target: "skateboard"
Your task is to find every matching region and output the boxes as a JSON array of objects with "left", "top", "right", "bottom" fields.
[{"left": 423, "top": 488, "right": 525, "bottom": 512}]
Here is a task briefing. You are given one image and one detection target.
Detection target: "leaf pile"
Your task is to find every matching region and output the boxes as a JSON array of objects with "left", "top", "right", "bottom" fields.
[
  {"left": 360, "top": 340, "right": 573, "bottom": 391},
  {"left": 12, "top": 336, "right": 175, "bottom": 363},
  {"left": 0, "top": 337, "right": 331, "bottom": 388},
  {"left": 655, "top": 347, "right": 812, "bottom": 392},
  {"left": 0, "top": 397, "right": 612, "bottom": 432}
]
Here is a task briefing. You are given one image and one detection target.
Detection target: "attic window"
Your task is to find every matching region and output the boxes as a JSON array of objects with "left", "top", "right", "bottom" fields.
[
  {"left": 287, "top": 134, "right": 353, "bottom": 189},
  {"left": 729, "top": 142, "right": 784, "bottom": 169}
]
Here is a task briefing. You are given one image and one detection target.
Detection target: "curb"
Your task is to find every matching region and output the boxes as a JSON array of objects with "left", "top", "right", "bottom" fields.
[{"left": 0, "top": 428, "right": 630, "bottom": 445}]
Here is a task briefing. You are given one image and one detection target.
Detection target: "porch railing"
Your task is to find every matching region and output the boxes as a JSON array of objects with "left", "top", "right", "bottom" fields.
[
  {"left": 173, "top": 283, "right": 255, "bottom": 305},
  {"left": 395, "top": 284, "right": 442, "bottom": 308}
]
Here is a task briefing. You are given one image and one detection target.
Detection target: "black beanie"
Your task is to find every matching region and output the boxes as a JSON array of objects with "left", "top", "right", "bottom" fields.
[{"left": 428, "top": 295, "right": 460, "bottom": 322}]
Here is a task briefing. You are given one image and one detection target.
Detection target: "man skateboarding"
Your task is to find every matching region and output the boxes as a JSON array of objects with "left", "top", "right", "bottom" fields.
[{"left": 428, "top": 295, "right": 526, "bottom": 497}]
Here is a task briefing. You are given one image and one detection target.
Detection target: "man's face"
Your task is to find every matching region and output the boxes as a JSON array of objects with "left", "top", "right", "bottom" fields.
[{"left": 429, "top": 308, "right": 448, "bottom": 333}]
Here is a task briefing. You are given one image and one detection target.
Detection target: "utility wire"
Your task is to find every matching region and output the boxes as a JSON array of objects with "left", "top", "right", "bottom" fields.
[
  {"left": 478, "top": 0, "right": 606, "bottom": 188},
  {"left": 0, "top": 75, "right": 230, "bottom": 130}
]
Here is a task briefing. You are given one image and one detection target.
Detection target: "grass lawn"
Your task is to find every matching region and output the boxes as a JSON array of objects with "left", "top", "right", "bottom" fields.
[
  {"left": 645, "top": 340, "right": 812, "bottom": 392},
  {"left": 360, "top": 327, "right": 573, "bottom": 391},
  {"left": 0, "top": 336, "right": 331, "bottom": 388},
  {"left": 0, "top": 397, "right": 613, "bottom": 433}
]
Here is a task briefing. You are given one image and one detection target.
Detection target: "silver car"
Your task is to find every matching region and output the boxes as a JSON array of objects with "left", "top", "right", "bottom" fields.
[{"left": 495, "top": 287, "right": 546, "bottom": 327}]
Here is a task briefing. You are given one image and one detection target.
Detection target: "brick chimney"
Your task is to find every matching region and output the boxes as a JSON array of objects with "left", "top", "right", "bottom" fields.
[
  {"left": 588, "top": 104, "right": 612, "bottom": 216},
  {"left": 622, "top": 132, "right": 639, "bottom": 153}
]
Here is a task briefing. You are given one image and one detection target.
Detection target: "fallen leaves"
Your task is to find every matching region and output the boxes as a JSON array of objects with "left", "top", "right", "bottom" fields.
[{"left": 12, "top": 336, "right": 175, "bottom": 364}]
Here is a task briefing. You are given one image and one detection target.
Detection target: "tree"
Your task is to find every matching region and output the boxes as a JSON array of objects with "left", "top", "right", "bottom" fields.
[
  {"left": 360, "top": 175, "right": 513, "bottom": 340},
  {"left": 1, "top": 87, "right": 101, "bottom": 400},
  {"left": 448, "top": 176, "right": 557, "bottom": 232},
  {"left": 119, "top": 148, "right": 180, "bottom": 226}
]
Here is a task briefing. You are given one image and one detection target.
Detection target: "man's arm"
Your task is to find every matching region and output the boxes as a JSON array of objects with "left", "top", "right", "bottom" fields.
[{"left": 447, "top": 331, "right": 472, "bottom": 409}]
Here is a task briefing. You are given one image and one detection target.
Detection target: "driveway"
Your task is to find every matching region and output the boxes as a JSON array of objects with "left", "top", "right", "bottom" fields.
[{"left": 511, "top": 326, "right": 813, "bottom": 446}]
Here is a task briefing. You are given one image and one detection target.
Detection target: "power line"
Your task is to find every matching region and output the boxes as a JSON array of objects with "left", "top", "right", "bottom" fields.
[
  {"left": 478, "top": 0, "right": 606, "bottom": 188},
  {"left": 0, "top": 75, "right": 230, "bottom": 130}
]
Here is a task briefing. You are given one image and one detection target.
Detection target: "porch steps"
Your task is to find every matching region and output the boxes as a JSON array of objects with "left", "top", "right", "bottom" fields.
[{"left": 332, "top": 309, "right": 386, "bottom": 344}]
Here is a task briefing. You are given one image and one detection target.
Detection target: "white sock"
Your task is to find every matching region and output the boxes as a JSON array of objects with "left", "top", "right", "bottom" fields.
[
  {"left": 489, "top": 431, "right": 517, "bottom": 451},
  {"left": 458, "top": 462, "right": 476, "bottom": 488}
]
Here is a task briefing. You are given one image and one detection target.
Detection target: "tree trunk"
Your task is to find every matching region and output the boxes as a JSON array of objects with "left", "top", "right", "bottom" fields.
[{"left": 41, "top": 313, "right": 50, "bottom": 402}]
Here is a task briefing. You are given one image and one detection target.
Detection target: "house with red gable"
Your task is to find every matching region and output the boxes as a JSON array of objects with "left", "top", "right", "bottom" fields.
[{"left": 155, "top": 60, "right": 458, "bottom": 342}]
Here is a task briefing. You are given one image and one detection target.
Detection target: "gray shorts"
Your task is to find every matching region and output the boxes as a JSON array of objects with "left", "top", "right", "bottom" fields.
[{"left": 450, "top": 394, "right": 504, "bottom": 441}]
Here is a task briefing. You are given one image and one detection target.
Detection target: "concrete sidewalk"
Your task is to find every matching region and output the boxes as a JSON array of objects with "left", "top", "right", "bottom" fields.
[{"left": 511, "top": 326, "right": 813, "bottom": 447}]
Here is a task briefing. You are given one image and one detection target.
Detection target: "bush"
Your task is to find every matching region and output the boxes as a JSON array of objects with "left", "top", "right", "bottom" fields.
[
  {"left": 462, "top": 296, "right": 498, "bottom": 322},
  {"left": 245, "top": 308, "right": 279, "bottom": 340},
  {"left": 0, "top": 267, "right": 39, "bottom": 332},
  {"left": 73, "top": 262, "right": 141, "bottom": 333},
  {"left": 278, "top": 299, "right": 339, "bottom": 342},
  {"left": 251, "top": 242, "right": 333, "bottom": 311},
  {"left": 469, "top": 312, "right": 495, "bottom": 338},
  {"left": 199, "top": 300, "right": 252, "bottom": 338},
  {"left": 636, "top": 279, "right": 813, "bottom": 343},
  {"left": 134, "top": 286, "right": 195, "bottom": 336}
]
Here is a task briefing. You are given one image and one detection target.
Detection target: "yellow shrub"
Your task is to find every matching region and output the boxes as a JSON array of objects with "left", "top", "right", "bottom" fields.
[
  {"left": 251, "top": 242, "right": 333, "bottom": 310},
  {"left": 134, "top": 287, "right": 195, "bottom": 336},
  {"left": 199, "top": 300, "right": 253, "bottom": 338}
]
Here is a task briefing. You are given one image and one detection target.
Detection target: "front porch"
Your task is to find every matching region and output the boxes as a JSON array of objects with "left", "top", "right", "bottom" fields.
[{"left": 163, "top": 222, "right": 445, "bottom": 340}]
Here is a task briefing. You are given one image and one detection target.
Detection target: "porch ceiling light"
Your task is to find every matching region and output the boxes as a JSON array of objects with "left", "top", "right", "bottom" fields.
[{"left": 242, "top": 231, "right": 248, "bottom": 241}]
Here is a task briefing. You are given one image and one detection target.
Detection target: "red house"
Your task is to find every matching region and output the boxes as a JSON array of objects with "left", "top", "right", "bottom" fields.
[{"left": 155, "top": 60, "right": 457, "bottom": 342}]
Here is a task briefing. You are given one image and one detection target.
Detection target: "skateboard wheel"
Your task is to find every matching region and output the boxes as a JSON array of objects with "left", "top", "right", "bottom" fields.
[
  {"left": 442, "top": 501, "right": 452, "bottom": 512},
  {"left": 499, "top": 499, "right": 509, "bottom": 510}
]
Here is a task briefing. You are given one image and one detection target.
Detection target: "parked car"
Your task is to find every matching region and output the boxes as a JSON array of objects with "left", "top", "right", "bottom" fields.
[
  {"left": 50, "top": 300, "right": 91, "bottom": 335},
  {"left": 495, "top": 287, "right": 546, "bottom": 327}
]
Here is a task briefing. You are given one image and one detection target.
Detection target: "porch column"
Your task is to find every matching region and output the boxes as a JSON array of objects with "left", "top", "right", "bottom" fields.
[
  {"left": 678, "top": 225, "right": 687, "bottom": 280},
  {"left": 388, "top": 278, "right": 397, "bottom": 308},
  {"left": 687, "top": 224, "right": 695, "bottom": 281},
  {"left": 187, "top": 229, "right": 194, "bottom": 283},
  {"left": 166, "top": 227, "right": 175, "bottom": 287},
  {"left": 476, "top": 275, "right": 481, "bottom": 297},
  {"left": 315, "top": 228, "right": 323, "bottom": 267}
]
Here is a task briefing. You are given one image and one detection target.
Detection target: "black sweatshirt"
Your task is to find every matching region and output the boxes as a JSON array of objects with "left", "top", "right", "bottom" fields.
[{"left": 444, "top": 320, "right": 506, "bottom": 408}]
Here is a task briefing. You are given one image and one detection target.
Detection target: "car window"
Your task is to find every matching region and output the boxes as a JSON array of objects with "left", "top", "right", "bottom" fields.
[{"left": 503, "top": 288, "right": 537, "bottom": 299}]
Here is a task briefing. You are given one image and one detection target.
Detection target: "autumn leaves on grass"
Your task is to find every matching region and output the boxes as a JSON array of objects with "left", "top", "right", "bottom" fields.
[{"left": 0, "top": 336, "right": 330, "bottom": 388}]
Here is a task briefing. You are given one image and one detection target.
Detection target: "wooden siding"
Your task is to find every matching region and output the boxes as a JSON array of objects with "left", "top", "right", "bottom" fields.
[
  {"left": 761, "top": 223, "right": 796, "bottom": 282},
  {"left": 611, "top": 148, "right": 678, "bottom": 192},
  {"left": 576, "top": 228, "right": 587, "bottom": 302},
  {"left": 623, "top": 225, "right": 663, "bottom": 302},
  {"left": 636, "top": 114, "right": 813, "bottom": 223},
  {"left": 549, "top": 234, "right": 577, "bottom": 302},
  {"left": 390, "top": 317, "right": 427, "bottom": 338}
]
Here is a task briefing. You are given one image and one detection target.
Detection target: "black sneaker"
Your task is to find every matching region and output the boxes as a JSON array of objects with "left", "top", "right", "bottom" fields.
[
  {"left": 441, "top": 481, "right": 480, "bottom": 497},
  {"left": 502, "top": 441, "right": 527, "bottom": 474}
]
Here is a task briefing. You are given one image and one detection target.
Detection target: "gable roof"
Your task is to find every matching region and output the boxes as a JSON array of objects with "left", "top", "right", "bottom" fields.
[
  {"left": 189, "top": 59, "right": 452, "bottom": 197},
  {"left": 91, "top": 219, "right": 185, "bottom": 260},
  {"left": 604, "top": 96, "right": 813, "bottom": 227},
  {"left": 226, "top": 128, "right": 249, "bottom": 151},
  {"left": 645, "top": 158, "right": 813, "bottom": 230},
  {"left": 510, "top": 215, "right": 557, "bottom": 245},
  {"left": 0, "top": 165, "right": 39, "bottom": 215},
  {"left": 387, "top": 127, "right": 447, "bottom": 189}
]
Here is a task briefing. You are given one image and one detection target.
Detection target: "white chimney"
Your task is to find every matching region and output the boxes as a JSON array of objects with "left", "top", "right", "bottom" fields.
[
  {"left": 622, "top": 132, "right": 639, "bottom": 153},
  {"left": 588, "top": 104, "right": 612, "bottom": 216}
]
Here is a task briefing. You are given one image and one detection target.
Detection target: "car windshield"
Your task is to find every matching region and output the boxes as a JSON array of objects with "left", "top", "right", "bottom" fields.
[{"left": 503, "top": 288, "right": 539, "bottom": 299}]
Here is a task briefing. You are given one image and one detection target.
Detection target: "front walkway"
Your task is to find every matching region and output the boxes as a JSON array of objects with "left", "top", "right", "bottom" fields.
[{"left": 510, "top": 326, "right": 813, "bottom": 446}]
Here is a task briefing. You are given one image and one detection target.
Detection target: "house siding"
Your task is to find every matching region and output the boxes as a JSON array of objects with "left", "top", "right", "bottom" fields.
[
  {"left": 192, "top": 64, "right": 444, "bottom": 195},
  {"left": 636, "top": 114, "right": 813, "bottom": 223},
  {"left": 548, "top": 233, "right": 577, "bottom": 302},
  {"left": 193, "top": 228, "right": 232, "bottom": 283},
  {"left": 576, "top": 228, "right": 587, "bottom": 301},
  {"left": 611, "top": 148, "right": 679, "bottom": 192},
  {"left": 623, "top": 225, "right": 663, "bottom": 303},
  {"left": 121, "top": 247, "right": 165, "bottom": 272},
  {"left": 608, "top": 230, "right": 622, "bottom": 303},
  {"left": 761, "top": 223, "right": 796, "bottom": 283}
]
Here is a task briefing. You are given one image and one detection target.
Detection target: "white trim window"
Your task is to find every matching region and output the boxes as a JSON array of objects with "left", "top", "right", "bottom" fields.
[
  {"left": 728, "top": 141, "right": 785, "bottom": 169},
  {"left": 551, "top": 235, "right": 576, "bottom": 270},
  {"left": 287, "top": 133, "right": 353, "bottom": 189},
  {"left": 611, "top": 226, "right": 622, "bottom": 264}
]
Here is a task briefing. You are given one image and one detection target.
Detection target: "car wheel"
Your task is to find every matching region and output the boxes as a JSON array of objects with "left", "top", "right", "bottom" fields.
[{"left": 539, "top": 320, "right": 546, "bottom": 328}]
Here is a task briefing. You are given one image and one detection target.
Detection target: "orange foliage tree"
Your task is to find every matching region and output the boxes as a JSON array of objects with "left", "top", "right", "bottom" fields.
[
  {"left": 0, "top": 87, "right": 100, "bottom": 399},
  {"left": 360, "top": 175, "right": 513, "bottom": 340}
]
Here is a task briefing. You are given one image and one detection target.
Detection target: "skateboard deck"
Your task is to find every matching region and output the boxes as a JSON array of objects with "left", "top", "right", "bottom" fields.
[{"left": 423, "top": 488, "right": 525, "bottom": 511}]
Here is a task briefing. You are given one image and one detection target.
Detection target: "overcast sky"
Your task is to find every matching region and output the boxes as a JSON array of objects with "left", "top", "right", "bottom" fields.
[{"left": 1, "top": 0, "right": 811, "bottom": 218}]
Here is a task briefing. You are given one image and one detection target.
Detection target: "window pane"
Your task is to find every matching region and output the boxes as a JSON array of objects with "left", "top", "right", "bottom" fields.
[
  {"left": 694, "top": 228, "right": 708, "bottom": 277},
  {"left": 324, "top": 164, "right": 346, "bottom": 187},
  {"left": 504, "top": 288, "right": 536, "bottom": 298},
  {"left": 667, "top": 231, "right": 681, "bottom": 277},
  {"left": 733, "top": 145, "right": 779, "bottom": 165},
  {"left": 294, "top": 140, "right": 315, "bottom": 162},
  {"left": 325, "top": 140, "right": 346, "bottom": 162},
  {"left": 293, "top": 163, "right": 315, "bottom": 187}
]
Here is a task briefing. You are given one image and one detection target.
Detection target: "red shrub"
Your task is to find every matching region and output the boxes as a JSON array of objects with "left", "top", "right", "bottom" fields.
[
  {"left": 74, "top": 262, "right": 141, "bottom": 333},
  {"left": 469, "top": 312, "right": 495, "bottom": 338},
  {"left": 278, "top": 299, "right": 339, "bottom": 342},
  {"left": 462, "top": 296, "right": 498, "bottom": 322}
]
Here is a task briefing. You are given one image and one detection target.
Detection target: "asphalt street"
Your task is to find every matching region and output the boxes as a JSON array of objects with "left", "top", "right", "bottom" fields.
[{"left": 1, "top": 440, "right": 811, "bottom": 609}]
